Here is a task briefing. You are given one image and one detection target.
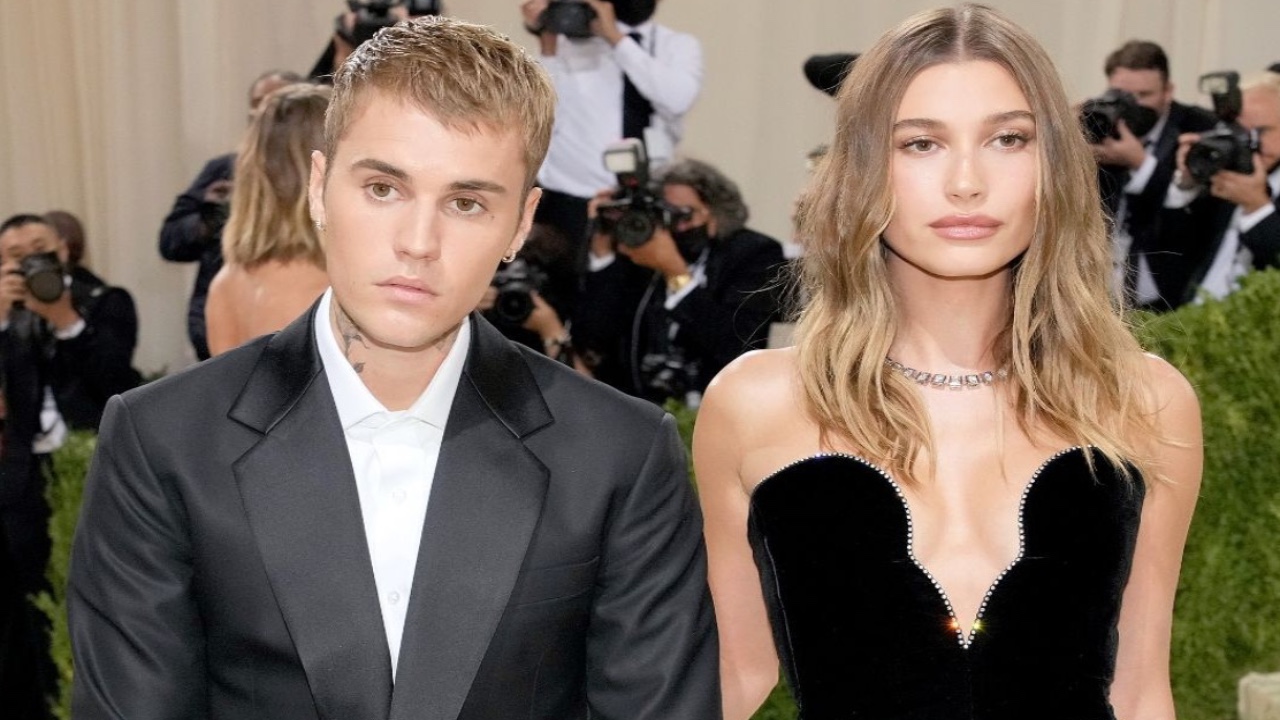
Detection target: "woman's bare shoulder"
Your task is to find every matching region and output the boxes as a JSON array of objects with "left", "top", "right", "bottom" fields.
[{"left": 705, "top": 347, "right": 800, "bottom": 410}]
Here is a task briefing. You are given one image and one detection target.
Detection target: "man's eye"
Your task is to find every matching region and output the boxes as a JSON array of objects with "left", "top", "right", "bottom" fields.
[
  {"left": 453, "top": 198, "right": 485, "bottom": 214},
  {"left": 370, "top": 183, "right": 393, "bottom": 199}
]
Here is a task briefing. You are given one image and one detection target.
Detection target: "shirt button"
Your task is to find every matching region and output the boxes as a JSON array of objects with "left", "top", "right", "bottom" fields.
[
  {"left": 388, "top": 591, "right": 401, "bottom": 604},
  {"left": 392, "top": 489, "right": 407, "bottom": 502}
]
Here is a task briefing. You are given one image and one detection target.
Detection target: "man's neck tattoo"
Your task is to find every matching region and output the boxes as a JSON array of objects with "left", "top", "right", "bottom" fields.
[{"left": 334, "top": 305, "right": 368, "bottom": 374}]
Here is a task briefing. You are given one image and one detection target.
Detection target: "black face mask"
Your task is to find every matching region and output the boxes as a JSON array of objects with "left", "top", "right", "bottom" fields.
[
  {"left": 610, "top": 0, "right": 656, "bottom": 26},
  {"left": 1122, "top": 103, "right": 1160, "bottom": 140},
  {"left": 671, "top": 223, "right": 710, "bottom": 262}
]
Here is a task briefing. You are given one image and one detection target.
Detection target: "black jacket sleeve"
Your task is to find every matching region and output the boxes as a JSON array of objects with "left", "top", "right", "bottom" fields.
[
  {"left": 51, "top": 284, "right": 142, "bottom": 430},
  {"left": 668, "top": 228, "right": 786, "bottom": 383},
  {"left": 158, "top": 154, "right": 234, "bottom": 263}
]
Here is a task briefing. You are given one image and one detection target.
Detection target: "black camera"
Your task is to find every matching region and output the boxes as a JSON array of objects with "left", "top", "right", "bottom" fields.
[
  {"left": 18, "top": 251, "right": 66, "bottom": 304},
  {"left": 489, "top": 257, "right": 548, "bottom": 325},
  {"left": 540, "top": 0, "right": 596, "bottom": 39},
  {"left": 1079, "top": 88, "right": 1159, "bottom": 145},
  {"left": 639, "top": 348, "right": 700, "bottom": 403},
  {"left": 1185, "top": 71, "right": 1260, "bottom": 185},
  {"left": 595, "top": 139, "right": 692, "bottom": 248},
  {"left": 339, "top": 0, "right": 441, "bottom": 47}
]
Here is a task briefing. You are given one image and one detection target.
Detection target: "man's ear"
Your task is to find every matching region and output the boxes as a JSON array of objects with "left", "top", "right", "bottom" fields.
[
  {"left": 308, "top": 150, "right": 329, "bottom": 228},
  {"left": 509, "top": 186, "right": 543, "bottom": 257}
]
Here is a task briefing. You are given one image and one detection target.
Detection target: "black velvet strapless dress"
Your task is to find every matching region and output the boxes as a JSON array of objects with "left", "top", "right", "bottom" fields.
[{"left": 748, "top": 447, "right": 1144, "bottom": 720}]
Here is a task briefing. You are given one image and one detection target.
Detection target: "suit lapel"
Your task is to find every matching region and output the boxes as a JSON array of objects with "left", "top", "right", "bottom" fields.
[
  {"left": 231, "top": 307, "right": 393, "bottom": 720},
  {"left": 389, "top": 315, "right": 552, "bottom": 720}
]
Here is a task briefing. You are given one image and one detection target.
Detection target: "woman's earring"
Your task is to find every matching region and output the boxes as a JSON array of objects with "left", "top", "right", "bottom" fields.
[{"left": 502, "top": 249, "right": 518, "bottom": 263}]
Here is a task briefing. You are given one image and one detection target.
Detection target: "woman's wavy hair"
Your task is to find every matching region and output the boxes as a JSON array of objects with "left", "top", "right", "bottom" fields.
[
  {"left": 223, "top": 82, "right": 331, "bottom": 268},
  {"left": 793, "top": 3, "right": 1157, "bottom": 485}
]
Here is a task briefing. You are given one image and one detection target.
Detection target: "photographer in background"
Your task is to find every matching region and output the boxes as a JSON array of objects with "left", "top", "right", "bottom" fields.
[
  {"left": 0, "top": 214, "right": 141, "bottom": 719},
  {"left": 308, "top": 1, "right": 441, "bottom": 81},
  {"left": 479, "top": 223, "right": 587, "bottom": 370},
  {"left": 1165, "top": 70, "right": 1280, "bottom": 301},
  {"left": 576, "top": 157, "right": 784, "bottom": 405},
  {"left": 520, "top": 0, "right": 702, "bottom": 252},
  {"left": 1087, "top": 41, "right": 1217, "bottom": 311},
  {"left": 158, "top": 69, "right": 301, "bottom": 361}
]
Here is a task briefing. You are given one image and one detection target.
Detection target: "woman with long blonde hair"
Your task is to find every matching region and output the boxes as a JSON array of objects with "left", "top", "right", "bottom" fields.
[
  {"left": 695, "top": 5, "right": 1201, "bottom": 719},
  {"left": 205, "top": 82, "right": 331, "bottom": 355}
]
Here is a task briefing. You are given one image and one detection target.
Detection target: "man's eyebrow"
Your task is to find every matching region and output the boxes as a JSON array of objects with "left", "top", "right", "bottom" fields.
[
  {"left": 892, "top": 110, "right": 1036, "bottom": 132},
  {"left": 449, "top": 180, "right": 508, "bottom": 195},
  {"left": 350, "top": 158, "right": 411, "bottom": 183}
]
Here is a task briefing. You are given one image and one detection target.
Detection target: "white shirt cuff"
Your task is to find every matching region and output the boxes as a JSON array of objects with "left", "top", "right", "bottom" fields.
[
  {"left": 1238, "top": 202, "right": 1276, "bottom": 234},
  {"left": 1164, "top": 182, "right": 1201, "bottom": 209},
  {"left": 54, "top": 317, "right": 86, "bottom": 340},
  {"left": 588, "top": 252, "right": 617, "bottom": 272},
  {"left": 1124, "top": 153, "right": 1158, "bottom": 194}
]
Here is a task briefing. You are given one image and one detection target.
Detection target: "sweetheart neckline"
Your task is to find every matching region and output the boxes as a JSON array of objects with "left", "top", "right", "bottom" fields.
[{"left": 749, "top": 446, "right": 1087, "bottom": 648}]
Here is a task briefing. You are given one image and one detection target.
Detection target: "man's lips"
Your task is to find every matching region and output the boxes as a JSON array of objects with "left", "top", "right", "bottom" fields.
[
  {"left": 929, "top": 214, "right": 1002, "bottom": 239},
  {"left": 378, "top": 277, "right": 437, "bottom": 296}
]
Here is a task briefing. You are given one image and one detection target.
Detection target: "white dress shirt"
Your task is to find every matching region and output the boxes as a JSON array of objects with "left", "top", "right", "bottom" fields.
[
  {"left": 314, "top": 289, "right": 470, "bottom": 680},
  {"left": 537, "top": 20, "right": 703, "bottom": 198},
  {"left": 1198, "top": 165, "right": 1280, "bottom": 300},
  {"left": 1110, "top": 113, "right": 1167, "bottom": 303}
]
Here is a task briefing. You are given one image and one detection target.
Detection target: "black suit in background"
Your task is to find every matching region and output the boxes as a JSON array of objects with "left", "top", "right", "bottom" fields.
[
  {"left": 576, "top": 227, "right": 786, "bottom": 401},
  {"left": 68, "top": 308, "right": 720, "bottom": 720},
  {"left": 0, "top": 266, "right": 141, "bottom": 720},
  {"left": 1158, "top": 167, "right": 1280, "bottom": 303},
  {"left": 159, "top": 152, "right": 234, "bottom": 360},
  {"left": 1098, "top": 100, "right": 1218, "bottom": 310}
]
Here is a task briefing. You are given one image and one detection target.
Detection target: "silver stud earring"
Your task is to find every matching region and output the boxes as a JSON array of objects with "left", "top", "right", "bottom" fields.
[{"left": 314, "top": 220, "right": 325, "bottom": 231}]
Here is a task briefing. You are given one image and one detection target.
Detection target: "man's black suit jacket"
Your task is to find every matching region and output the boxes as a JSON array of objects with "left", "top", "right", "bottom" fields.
[
  {"left": 158, "top": 152, "right": 234, "bottom": 360},
  {"left": 68, "top": 308, "right": 720, "bottom": 720},
  {"left": 0, "top": 267, "right": 140, "bottom": 512},
  {"left": 1158, "top": 170, "right": 1280, "bottom": 303},
  {"left": 1098, "top": 100, "right": 1218, "bottom": 309}
]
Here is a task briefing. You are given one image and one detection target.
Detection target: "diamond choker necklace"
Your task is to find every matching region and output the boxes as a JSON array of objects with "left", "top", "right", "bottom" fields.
[{"left": 884, "top": 357, "right": 1008, "bottom": 390}]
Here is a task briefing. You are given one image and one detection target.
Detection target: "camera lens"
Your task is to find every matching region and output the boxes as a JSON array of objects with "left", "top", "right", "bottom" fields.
[{"left": 615, "top": 210, "right": 656, "bottom": 248}]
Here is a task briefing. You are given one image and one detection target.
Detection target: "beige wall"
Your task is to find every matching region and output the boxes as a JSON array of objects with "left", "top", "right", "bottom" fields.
[{"left": 2, "top": 0, "right": 1278, "bottom": 373}]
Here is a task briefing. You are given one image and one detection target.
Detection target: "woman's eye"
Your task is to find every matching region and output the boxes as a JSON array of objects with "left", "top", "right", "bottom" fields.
[
  {"left": 994, "top": 132, "right": 1028, "bottom": 148},
  {"left": 904, "top": 139, "right": 936, "bottom": 152}
]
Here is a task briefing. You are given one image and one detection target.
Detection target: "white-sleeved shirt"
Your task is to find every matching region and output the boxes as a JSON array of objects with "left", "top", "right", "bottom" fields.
[
  {"left": 1110, "top": 113, "right": 1167, "bottom": 303},
  {"left": 313, "top": 289, "right": 470, "bottom": 680},
  {"left": 537, "top": 20, "right": 703, "bottom": 198},
  {"left": 1197, "top": 165, "right": 1280, "bottom": 300}
]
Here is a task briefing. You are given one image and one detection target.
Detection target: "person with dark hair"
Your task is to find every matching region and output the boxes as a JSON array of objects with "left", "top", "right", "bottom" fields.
[
  {"left": 576, "top": 158, "right": 785, "bottom": 404},
  {"left": 158, "top": 69, "right": 303, "bottom": 361},
  {"left": 696, "top": 5, "right": 1200, "bottom": 718},
  {"left": 43, "top": 209, "right": 87, "bottom": 269},
  {"left": 1090, "top": 40, "right": 1217, "bottom": 310},
  {"left": 519, "top": 0, "right": 703, "bottom": 254},
  {"left": 69, "top": 17, "right": 718, "bottom": 719},
  {"left": 0, "top": 213, "right": 141, "bottom": 720}
]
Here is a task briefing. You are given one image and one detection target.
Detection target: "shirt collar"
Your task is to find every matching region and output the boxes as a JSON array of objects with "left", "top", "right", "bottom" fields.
[{"left": 315, "top": 288, "right": 470, "bottom": 432}]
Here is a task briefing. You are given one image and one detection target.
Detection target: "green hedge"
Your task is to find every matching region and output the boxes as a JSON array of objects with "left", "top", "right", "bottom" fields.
[
  {"left": 34, "top": 430, "right": 96, "bottom": 720},
  {"left": 1137, "top": 271, "right": 1280, "bottom": 719},
  {"left": 36, "top": 273, "right": 1280, "bottom": 718}
]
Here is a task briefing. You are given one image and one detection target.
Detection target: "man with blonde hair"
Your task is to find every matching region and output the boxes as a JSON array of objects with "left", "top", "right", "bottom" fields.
[
  {"left": 69, "top": 17, "right": 719, "bottom": 720},
  {"left": 1167, "top": 70, "right": 1280, "bottom": 301}
]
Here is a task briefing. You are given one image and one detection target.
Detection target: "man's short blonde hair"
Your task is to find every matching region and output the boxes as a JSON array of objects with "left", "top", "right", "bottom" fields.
[
  {"left": 324, "top": 16, "right": 556, "bottom": 192},
  {"left": 1241, "top": 70, "right": 1280, "bottom": 101}
]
